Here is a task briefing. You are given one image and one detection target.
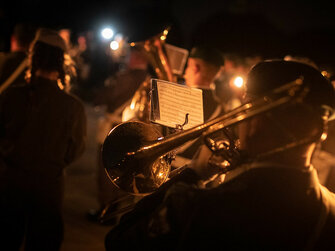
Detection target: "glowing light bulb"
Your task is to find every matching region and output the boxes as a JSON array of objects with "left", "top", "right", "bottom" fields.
[
  {"left": 233, "top": 76, "right": 244, "bottom": 88},
  {"left": 101, "top": 28, "right": 114, "bottom": 40},
  {"left": 110, "top": 41, "right": 119, "bottom": 50},
  {"left": 321, "top": 132, "right": 328, "bottom": 141}
]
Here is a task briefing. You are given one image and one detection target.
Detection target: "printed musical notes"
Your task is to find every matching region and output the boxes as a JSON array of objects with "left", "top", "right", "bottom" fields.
[{"left": 150, "top": 79, "right": 203, "bottom": 129}]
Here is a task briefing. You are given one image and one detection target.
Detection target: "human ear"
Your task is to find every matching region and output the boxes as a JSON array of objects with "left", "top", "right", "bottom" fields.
[{"left": 194, "top": 63, "right": 201, "bottom": 74}]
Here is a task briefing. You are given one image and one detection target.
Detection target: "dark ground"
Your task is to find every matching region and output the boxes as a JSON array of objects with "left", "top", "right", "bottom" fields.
[{"left": 62, "top": 103, "right": 111, "bottom": 251}]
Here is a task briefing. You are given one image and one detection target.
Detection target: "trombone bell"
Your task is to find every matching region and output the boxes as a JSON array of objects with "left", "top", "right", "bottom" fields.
[{"left": 102, "top": 121, "right": 170, "bottom": 195}]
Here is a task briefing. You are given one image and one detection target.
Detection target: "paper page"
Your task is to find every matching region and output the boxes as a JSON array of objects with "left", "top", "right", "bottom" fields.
[
  {"left": 151, "top": 79, "right": 203, "bottom": 129},
  {"left": 164, "top": 43, "right": 189, "bottom": 75}
]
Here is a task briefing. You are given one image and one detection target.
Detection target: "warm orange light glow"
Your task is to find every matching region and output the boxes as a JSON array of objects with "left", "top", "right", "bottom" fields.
[
  {"left": 233, "top": 76, "right": 244, "bottom": 88},
  {"left": 321, "top": 71, "right": 328, "bottom": 77},
  {"left": 160, "top": 35, "right": 166, "bottom": 41},
  {"left": 110, "top": 41, "right": 119, "bottom": 50},
  {"left": 57, "top": 79, "right": 64, "bottom": 90},
  {"left": 321, "top": 132, "right": 328, "bottom": 141},
  {"left": 130, "top": 42, "right": 135, "bottom": 47},
  {"left": 222, "top": 160, "right": 230, "bottom": 167}
]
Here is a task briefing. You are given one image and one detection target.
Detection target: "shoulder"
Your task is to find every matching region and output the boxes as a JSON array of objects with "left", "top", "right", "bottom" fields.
[
  {"left": 1, "top": 84, "right": 30, "bottom": 98},
  {"left": 60, "top": 91, "right": 86, "bottom": 114},
  {"left": 0, "top": 85, "right": 31, "bottom": 111}
]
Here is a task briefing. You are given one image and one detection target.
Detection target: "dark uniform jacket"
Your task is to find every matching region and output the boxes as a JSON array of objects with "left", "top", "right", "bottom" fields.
[
  {"left": 105, "top": 163, "right": 335, "bottom": 250},
  {"left": 0, "top": 76, "right": 87, "bottom": 250},
  {"left": 0, "top": 76, "right": 86, "bottom": 179}
]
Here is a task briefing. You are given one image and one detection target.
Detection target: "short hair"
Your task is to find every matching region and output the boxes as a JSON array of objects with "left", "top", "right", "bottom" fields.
[
  {"left": 246, "top": 60, "right": 335, "bottom": 119},
  {"left": 189, "top": 46, "right": 224, "bottom": 67}
]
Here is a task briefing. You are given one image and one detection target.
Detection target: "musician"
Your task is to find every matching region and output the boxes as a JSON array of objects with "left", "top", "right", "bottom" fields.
[
  {"left": 282, "top": 54, "right": 335, "bottom": 193},
  {"left": 183, "top": 46, "right": 224, "bottom": 120},
  {"left": 172, "top": 46, "right": 225, "bottom": 169},
  {"left": 105, "top": 60, "right": 335, "bottom": 250},
  {"left": 0, "top": 28, "right": 87, "bottom": 250}
]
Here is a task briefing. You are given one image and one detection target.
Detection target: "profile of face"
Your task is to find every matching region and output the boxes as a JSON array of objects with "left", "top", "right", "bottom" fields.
[{"left": 183, "top": 58, "right": 199, "bottom": 87}]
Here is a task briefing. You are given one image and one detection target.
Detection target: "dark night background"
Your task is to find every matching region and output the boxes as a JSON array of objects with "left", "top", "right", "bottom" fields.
[
  {"left": 1, "top": 0, "right": 335, "bottom": 68},
  {"left": 1, "top": 2, "right": 335, "bottom": 249}
]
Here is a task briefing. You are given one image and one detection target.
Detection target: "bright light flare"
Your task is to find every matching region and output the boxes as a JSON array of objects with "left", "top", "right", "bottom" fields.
[
  {"left": 110, "top": 41, "right": 119, "bottom": 50},
  {"left": 321, "top": 70, "right": 331, "bottom": 78},
  {"left": 101, "top": 28, "right": 114, "bottom": 40},
  {"left": 233, "top": 76, "right": 244, "bottom": 88},
  {"left": 321, "top": 132, "right": 328, "bottom": 141}
]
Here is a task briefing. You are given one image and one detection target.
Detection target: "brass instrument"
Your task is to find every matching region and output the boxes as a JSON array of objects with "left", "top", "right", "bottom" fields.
[
  {"left": 98, "top": 28, "right": 181, "bottom": 223},
  {"left": 102, "top": 77, "right": 305, "bottom": 195},
  {"left": 123, "top": 28, "right": 176, "bottom": 123}
]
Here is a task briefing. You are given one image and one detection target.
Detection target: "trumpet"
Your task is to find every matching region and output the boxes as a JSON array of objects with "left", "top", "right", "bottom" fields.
[{"left": 102, "top": 77, "right": 305, "bottom": 195}]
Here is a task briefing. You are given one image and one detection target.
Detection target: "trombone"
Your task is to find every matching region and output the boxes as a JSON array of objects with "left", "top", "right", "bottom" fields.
[{"left": 101, "top": 77, "right": 306, "bottom": 197}]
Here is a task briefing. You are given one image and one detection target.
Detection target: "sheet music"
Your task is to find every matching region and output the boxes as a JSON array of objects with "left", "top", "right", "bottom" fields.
[
  {"left": 164, "top": 43, "right": 189, "bottom": 75},
  {"left": 150, "top": 79, "right": 203, "bottom": 129}
]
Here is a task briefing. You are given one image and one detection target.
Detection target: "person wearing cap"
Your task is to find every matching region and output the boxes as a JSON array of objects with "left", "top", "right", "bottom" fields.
[
  {"left": 105, "top": 59, "right": 335, "bottom": 250},
  {"left": 184, "top": 46, "right": 225, "bottom": 120},
  {"left": 0, "top": 28, "right": 87, "bottom": 250},
  {"left": 171, "top": 46, "right": 227, "bottom": 170}
]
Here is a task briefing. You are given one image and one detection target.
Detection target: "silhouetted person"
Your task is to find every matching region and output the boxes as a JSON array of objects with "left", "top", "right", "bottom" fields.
[
  {"left": 0, "top": 28, "right": 87, "bottom": 251},
  {"left": 0, "top": 22, "right": 37, "bottom": 92}
]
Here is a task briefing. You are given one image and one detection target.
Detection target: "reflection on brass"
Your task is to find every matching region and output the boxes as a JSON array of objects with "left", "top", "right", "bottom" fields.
[
  {"left": 125, "top": 27, "right": 175, "bottom": 123},
  {"left": 102, "top": 78, "right": 306, "bottom": 195}
]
